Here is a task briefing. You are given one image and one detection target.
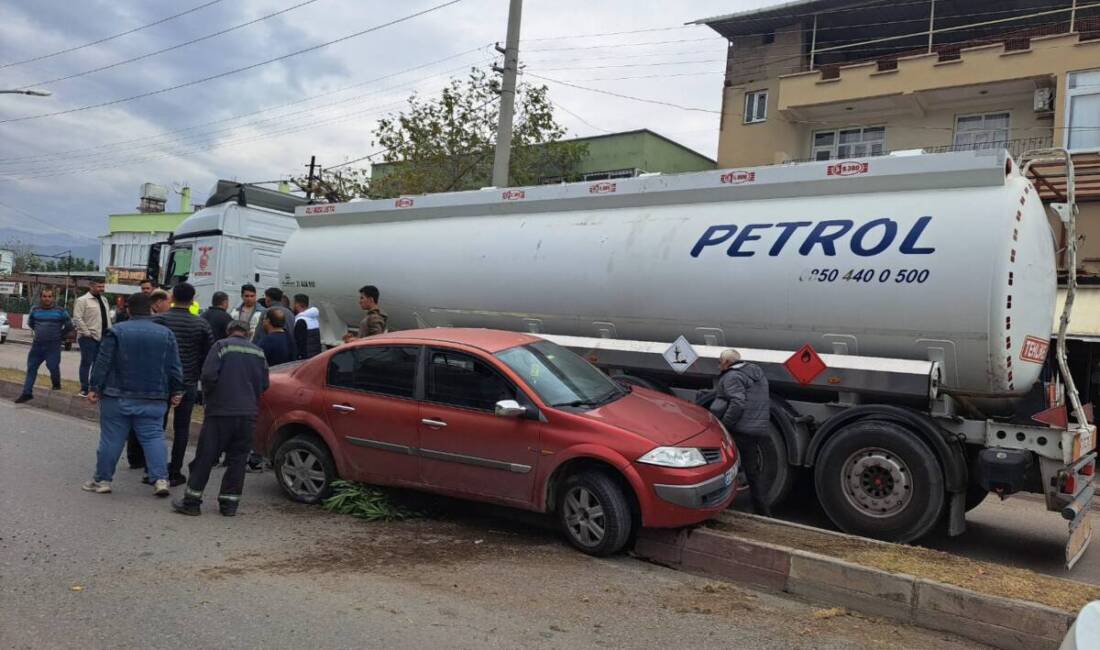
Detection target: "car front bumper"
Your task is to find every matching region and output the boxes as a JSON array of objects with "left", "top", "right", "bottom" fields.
[{"left": 652, "top": 460, "right": 739, "bottom": 509}]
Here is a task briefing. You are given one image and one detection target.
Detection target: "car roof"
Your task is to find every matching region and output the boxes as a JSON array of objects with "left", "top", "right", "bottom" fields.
[{"left": 367, "top": 328, "right": 543, "bottom": 354}]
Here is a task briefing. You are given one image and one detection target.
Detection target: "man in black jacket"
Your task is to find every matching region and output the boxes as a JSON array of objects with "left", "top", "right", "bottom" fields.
[
  {"left": 155, "top": 282, "right": 214, "bottom": 486},
  {"left": 710, "top": 348, "right": 772, "bottom": 516},
  {"left": 173, "top": 320, "right": 269, "bottom": 517},
  {"left": 202, "top": 291, "right": 233, "bottom": 341},
  {"left": 292, "top": 294, "right": 322, "bottom": 359}
]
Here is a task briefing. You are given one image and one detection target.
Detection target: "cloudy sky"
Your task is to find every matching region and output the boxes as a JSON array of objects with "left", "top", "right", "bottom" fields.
[{"left": 0, "top": 0, "right": 782, "bottom": 243}]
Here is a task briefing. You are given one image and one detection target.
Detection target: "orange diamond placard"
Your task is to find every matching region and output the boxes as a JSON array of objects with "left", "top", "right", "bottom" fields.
[{"left": 785, "top": 344, "right": 827, "bottom": 385}]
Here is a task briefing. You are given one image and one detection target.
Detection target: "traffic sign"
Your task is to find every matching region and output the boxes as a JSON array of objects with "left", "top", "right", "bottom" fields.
[
  {"left": 784, "top": 344, "right": 827, "bottom": 385},
  {"left": 663, "top": 335, "right": 698, "bottom": 375}
]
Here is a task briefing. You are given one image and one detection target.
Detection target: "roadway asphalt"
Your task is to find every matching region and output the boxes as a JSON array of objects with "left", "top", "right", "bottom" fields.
[{"left": 0, "top": 401, "right": 987, "bottom": 650}]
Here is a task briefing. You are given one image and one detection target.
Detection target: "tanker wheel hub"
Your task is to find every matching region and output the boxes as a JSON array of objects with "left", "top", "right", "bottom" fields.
[{"left": 841, "top": 447, "right": 912, "bottom": 518}]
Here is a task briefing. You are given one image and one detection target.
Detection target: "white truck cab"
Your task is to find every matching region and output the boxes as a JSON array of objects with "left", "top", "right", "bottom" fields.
[{"left": 148, "top": 181, "right": 306, "bottom": 309}]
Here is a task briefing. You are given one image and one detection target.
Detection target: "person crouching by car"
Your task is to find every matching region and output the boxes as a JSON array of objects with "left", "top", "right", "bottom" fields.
[
  {"left": 15, "top": 288, "right": 73, "bottom": 404},
  {"left": 81, "top": 292, "right": 184, "bottom": 497},
  {"left": 172, "top": 319, "right": 269, "bottom": 517},
  {"left": 710, "top": 348, "right": 772, "bottom": 516}
]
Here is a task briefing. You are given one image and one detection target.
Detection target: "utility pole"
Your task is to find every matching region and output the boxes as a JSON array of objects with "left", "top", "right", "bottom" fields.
[
  {"left": 305, "top": 155, "right": 317, "bottom": 201},
  {"left": 491, "top": 0, "right": 523, "bottom": 188}
]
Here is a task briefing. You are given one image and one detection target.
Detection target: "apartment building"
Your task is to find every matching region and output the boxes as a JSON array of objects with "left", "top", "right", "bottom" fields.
[{"left": 695, "top": 0, "right": 1100, "bottom": 268}]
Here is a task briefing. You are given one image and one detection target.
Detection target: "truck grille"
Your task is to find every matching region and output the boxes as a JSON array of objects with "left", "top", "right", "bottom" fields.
[{"left": 701, "top": 448, "right": 722, "bottom": 464}]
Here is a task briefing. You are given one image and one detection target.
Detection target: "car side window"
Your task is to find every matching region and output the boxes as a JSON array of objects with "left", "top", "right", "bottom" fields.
[
  {"left": 327, "top": 346, "right": 419, "bottom": 398},
  {"left": 426, "top": 349, "right": 515, "bottom": 411}
]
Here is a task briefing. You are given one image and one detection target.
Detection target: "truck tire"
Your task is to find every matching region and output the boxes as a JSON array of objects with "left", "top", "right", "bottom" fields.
[
  {"left": 272, "top": 435, "right": 337, "bottom": 505},
  {"left": 557, "top": 471, "right": 633, "bottom": 556},
  {"left": 814, "top": 420, "right": 944, "bottom": 543}
]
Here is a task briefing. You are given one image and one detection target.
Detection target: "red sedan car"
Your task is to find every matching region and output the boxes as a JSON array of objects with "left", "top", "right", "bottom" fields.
[{"left": 254, "top": 328, "right": 739, "bottom": 556}]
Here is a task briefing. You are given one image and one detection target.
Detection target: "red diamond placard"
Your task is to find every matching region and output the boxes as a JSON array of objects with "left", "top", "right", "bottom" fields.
[{"left": 785, "top": 344, "right": 827, "bottom": 385}]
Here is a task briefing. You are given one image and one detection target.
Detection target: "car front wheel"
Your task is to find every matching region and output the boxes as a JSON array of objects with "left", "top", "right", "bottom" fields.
[
  {"left": 272, "top": 435, "right": 337, "bottom": 505},
  {"left": 557, "top": 472, "right": 633, "bottom": 556}
]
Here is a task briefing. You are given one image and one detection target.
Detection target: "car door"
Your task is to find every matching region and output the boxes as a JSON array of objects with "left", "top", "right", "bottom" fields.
[
  {"left": 418, "top": 347, "right": 541, "bottom": 504},
  {"left": 323, "top": 345, "right": 421, "bottom": 485}
]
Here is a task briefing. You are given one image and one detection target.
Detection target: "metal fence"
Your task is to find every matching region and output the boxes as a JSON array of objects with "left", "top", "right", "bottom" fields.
[{"left": 782, "top": 136, "right": 1054, "bottom": 165}]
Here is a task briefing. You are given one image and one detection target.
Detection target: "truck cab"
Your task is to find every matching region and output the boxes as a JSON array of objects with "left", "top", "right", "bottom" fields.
[{"left": 148, "top": 181, "right": 307, "bottom": 309}]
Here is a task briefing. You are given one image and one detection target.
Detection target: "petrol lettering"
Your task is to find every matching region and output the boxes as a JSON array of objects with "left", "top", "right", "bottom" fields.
[
  {"left": 726, "top": 223, "right": 773, "bottom": 257},
  {"left": 899, "top": 216, "right": 936, "bottom": 254},
  {"left": 851, "top": 218, "right": 898, "bottom": 257},
  {"left": 690, "top": 224, "right": 737, "bottom": 258},
  {"left": 768, "top": 221, "right": 812, "bottom": 256},
  {"left": 799, "top": 220, "right": 854, "bottom": 257}
]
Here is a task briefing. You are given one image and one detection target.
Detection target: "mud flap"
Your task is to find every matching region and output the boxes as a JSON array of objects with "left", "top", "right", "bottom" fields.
[
  {"left": 1063, "top": 448, "right": 1097, "bottom": 570},
  {"left": 1067, "top": 506, "right": 1094, "bottom": 570}
]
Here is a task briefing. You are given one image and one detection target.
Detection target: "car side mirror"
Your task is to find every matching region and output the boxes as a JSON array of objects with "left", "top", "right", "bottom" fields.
[{"left": 495, "top": 399, "right": 527, "bottom": 418}]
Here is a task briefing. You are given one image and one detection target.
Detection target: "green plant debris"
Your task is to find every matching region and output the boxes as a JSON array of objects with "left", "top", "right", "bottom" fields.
[{"left": 322, "top": 480, "right": 422, "bottom": 522}]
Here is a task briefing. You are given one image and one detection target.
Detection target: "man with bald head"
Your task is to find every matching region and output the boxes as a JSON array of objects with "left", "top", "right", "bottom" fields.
[{"left": 711, "top": 348, "right": 771, "bottom": 515}]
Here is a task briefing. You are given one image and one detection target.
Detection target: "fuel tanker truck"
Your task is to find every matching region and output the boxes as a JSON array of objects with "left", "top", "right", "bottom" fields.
[{"left": 280, "top": 149, "right": 1097, "bottom": 567}]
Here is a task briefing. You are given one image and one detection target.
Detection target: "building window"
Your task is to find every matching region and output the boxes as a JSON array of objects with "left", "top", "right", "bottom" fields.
[
  {"left": 812, "top": 126, "right": 885, "bottom": 160},
  {"left": 109, "top": 244, "right": 117, "bottom": 266},
  {"left": 583, "top": 169, "right": 636, "bottom": 181},
  {"left": 744, "top": 90, "right": 768, "bottom": 124},
  {"left": 953, "top": 112, "right": 1010, "bottom": 151},
  {"left": 1067, "top": 70, "right": 1100, "bottom": 151}
]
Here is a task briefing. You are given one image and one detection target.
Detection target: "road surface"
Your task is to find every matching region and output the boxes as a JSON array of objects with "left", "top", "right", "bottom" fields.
[{"left": 0, "top": 402, "right": 986, "bottom": 650}]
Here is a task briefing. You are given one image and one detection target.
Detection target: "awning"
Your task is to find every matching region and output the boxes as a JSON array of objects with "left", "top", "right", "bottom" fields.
[{"left": 1055, "top": 288, "right": 1100, "bottom": 341}]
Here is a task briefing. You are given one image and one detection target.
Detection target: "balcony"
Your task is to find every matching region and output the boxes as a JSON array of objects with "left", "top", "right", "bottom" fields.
[{"left": 776, "top": 33, "right": 1100, "bottom": 117}]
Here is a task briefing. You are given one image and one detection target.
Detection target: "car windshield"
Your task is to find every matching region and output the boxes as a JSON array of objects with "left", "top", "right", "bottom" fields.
[{"left": 495, "top": 340, "right": 626, "bottom": 408}]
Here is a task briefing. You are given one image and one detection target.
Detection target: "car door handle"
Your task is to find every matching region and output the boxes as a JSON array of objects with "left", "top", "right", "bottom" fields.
[
  {"left": 332, "top": 404, "right": 356, "bottom": 413},
  {"left": 421, "top": 418, "right": 447, "bottom": 428}
]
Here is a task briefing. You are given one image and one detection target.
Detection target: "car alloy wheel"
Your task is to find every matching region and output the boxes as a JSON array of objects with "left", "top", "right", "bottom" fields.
[
  {"left": 563, "top": 485, "right": 607, "bottom": 547},
  {"left": 280, "top": 448, "right": 327, "bottom": 498}
]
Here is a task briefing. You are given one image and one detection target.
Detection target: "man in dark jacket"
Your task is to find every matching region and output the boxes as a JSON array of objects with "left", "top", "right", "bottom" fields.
[
  {"left": 292, "top": 294, "right": 322, "bottom": 359},
  {"left": 257, "top": 307, "right": 294, "bottom": 366},
  {"left": 201, "top": 291, "right": 233, "bottom": 341},
  {"left": 710, "top": 348, "right": 771, "bottom": 515},
  {"left": 173, "top": 320, "right": 269, "bottom": 517},
  {"left": 154, "top": 282, "right": 214, "bottom": 485},
  {"left": 82, "top": 293, "right": 184, "bottom": 497},
  {"left": 16, "top": 288, "right": 72, "bottom": 403}
]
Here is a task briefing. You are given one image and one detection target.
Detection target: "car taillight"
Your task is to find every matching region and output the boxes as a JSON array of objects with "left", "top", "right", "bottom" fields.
[
  {"left": 1060, "top": 472, "right": 1077, "bottom": 495},
  {"left": 1083, "top": 462, "right": 1095, "bottom": 477}
]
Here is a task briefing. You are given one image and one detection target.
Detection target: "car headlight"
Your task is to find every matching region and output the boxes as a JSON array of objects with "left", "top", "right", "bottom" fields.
[{"left": 637, "top": 447, "right": 707, "bottom": 468}]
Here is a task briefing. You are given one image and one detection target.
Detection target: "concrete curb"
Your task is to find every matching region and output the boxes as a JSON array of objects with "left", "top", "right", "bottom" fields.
[
  {"left": 636, "top": 518, "right": 1075, "bottom": 650},
  {"left": 1, "top": 378, "right": 203, "bottom": 439}
]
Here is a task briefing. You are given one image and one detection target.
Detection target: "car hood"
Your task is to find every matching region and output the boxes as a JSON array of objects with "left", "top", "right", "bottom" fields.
[{"left": 577, "top": 387, "right": 713, "bottom": 446}]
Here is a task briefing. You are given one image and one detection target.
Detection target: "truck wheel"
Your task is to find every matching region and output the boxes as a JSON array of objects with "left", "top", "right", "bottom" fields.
[
  {"left": 735, "top": 422, "right": 794, "bottom": 512},
  {"left": 273, "top": 435, "right": 337, "bottom": 505},
  {"left": 557, "top": 471, "right": 633, "bottom": 556},
  {"left": 814, "top": 420, "right": 944, "bottom": 543}
]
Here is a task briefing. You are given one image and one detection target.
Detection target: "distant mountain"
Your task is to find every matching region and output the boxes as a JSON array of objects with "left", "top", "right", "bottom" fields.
[{"left": 0, "top": 227, "right": 101, "bottom": 265}]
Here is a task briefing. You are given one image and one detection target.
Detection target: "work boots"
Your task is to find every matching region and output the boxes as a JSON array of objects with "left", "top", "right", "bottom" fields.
[
  {"left": 171, "top": 488, "right": 203, "bottom": 516},
  {"left": 218, "top": 494, "right": 240, "bottom": 517}
]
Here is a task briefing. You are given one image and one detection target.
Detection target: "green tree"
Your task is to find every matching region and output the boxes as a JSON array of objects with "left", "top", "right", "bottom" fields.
[{"left": 298, "top": 68, "right": 587, "bottom": 201}]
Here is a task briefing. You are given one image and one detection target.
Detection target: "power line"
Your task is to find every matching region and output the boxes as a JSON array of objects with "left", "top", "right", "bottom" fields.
[
  {"left": 0, "top": 199, "right": 93, "bottom": 238},
  {"left": 0, "top": 0, "right": 467, "bottom": 125},
  {"left": 549, "top": 99, "right": 611, "bottom": 134},
  {"left": 527, "top": 72, "right": 720, "bottom": 114},
  {"left": 18, "top": 0, "right": 323, "bottom": 89},
  {"left": 0, "top": 0, "right": 227, "bottom": 70}
]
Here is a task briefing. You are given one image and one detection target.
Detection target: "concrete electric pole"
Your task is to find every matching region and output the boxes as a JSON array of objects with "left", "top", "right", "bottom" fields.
[{"left": 491, "top": 0, "right": 523, "bottom": 188}]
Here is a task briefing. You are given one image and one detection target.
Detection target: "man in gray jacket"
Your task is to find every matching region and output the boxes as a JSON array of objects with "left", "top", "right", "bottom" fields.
[{"left": 710, "top": 349, "right": 771, "bottom": 515}]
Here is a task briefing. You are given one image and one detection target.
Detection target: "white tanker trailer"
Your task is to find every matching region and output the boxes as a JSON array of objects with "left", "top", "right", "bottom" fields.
[{"left": 281, "top": 149, "right": 1096, "bottom": 567}]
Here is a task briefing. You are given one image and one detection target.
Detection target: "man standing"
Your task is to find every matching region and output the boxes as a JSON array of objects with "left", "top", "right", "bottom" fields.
[
  {"left": 257, "top": 307, "right": 294, "bottom": 366},
  {"left": 15, "top": 288, "right": 72, "bottom": 404},
  {"left": 173, "top": 319, "right": 269, "bottom": 517},
  {"left": 155, "top": 282, "right": 214, "bottom": 486},
  {"left": 230, "top": 284, "right": 265, "bottom": 339},
  {"left": 72, "top": 280, "right": 111, "bottom": 397},
  {"left": 150, "top": 289, "right": 171, "bottom": 315},
  {"left": 125, "top": 279, "right": 159, "bottom": 470},
  {"left": 710, "top": 349, "right": 772, "bottom": 516},
  {"left": 82, "top": 293, "right": 183, "bottom": 497},
  {"left": 202, "top": 291, "right": 232, "bottom": 341},
  {"left": 342, "top": 285, "right": 387, "bottom": 343},
  {"left": 292, "top": 294, "right": 322, "bottom": 359},
  {"left": 253, "top": 287, "right": 295, "bottom": 345}
]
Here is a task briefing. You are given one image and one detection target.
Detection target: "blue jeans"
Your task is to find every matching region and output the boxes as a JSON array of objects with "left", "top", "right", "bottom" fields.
[
  {"left": 22, "top": 341, "right": 61, "bottom": 396},
  {"left": 78, "top": 337, "right": 99, "bottom": 393},
  {"left": 95, "top": 397, "right": 168, "bottom": 483}
]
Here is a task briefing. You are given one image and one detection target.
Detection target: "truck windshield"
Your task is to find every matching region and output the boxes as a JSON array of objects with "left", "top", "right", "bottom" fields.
[
  {"left": 164, "top": 246, "right": 192, "bottom": 287},
  {"left": 495, "top": 340, "right": 627, "bottom": 408}
]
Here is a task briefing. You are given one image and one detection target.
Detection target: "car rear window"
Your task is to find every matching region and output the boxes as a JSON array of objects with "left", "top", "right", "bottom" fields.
[{"left": 328, "top": 346, "right": 419, "bottom": 398}]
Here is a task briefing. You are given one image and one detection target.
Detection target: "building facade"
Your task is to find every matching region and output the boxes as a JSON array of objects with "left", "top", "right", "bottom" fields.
[
  {"left": 696, "top": 0, "right": 1100, "bottom": 268},
  {"left": 370, "top": 129, "right": 715, "bottom": 188},
  {"left": 100, "top": 186, "right": 193, "bottom": 285}
]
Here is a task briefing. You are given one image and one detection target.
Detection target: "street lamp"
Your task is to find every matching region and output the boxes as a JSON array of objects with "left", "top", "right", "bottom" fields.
[{"left": 0, "top": 89, "right": 51, "bottom": 97}]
